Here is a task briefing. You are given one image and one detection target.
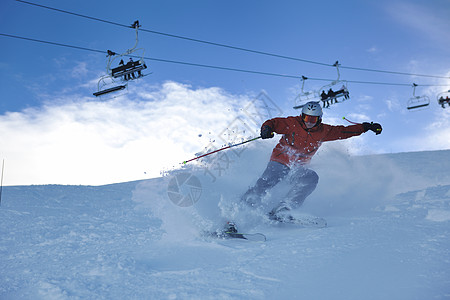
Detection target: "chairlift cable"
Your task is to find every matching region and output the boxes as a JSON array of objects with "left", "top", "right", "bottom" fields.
[
  {"left": 0, "top": 33, "right": 105, "bottom": 54},
  {"left": 301, "top": 76, "right": 445, "bottom": 87},
  {"left": 14, "top": 0, "right": 329, "bottom": 68},
  {"left": 1, "top": 33, "right": 449, "bottom": 88},
  {"left": 14, "top": 0, "right": 450, "bottom": 80}
]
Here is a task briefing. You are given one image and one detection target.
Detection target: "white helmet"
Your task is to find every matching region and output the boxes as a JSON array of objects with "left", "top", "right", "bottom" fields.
[{"left": 301, "top": 101, "right": 323, "bottom": 117}]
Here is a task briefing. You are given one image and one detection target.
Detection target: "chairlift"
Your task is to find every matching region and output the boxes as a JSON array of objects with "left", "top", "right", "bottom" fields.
[
  {"left": 407, "top": 83, "right": 430, "bottom": 110},
  {"left": 93, "top": 20, "right": 148, "bottom": 97},
  {"left": 293, "top": 76, "right": 320, "bottom": 109},
  {"left": 437, "top": 89, "right": 450, "bottom": 109},
  {"left": 293, "top": 61, "right": 350, "bottom": 109},
  {"left": 317, "top": 61, "right": 350, "bottom": 108}
]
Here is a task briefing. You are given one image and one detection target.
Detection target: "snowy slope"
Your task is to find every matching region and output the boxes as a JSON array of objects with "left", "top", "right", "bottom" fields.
[{"left": 1, "top": 147, "right": 450, "bottom": 299}]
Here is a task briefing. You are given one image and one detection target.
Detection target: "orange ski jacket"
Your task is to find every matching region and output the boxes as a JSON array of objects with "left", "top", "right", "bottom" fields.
[{"left": 262, "top": 116, "right": 366, "bottom": 166}]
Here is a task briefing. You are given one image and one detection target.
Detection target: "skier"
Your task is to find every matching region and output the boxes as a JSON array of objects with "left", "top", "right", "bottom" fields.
[{"left": 241, "top": 101, "right": 382, "bottom": 222}]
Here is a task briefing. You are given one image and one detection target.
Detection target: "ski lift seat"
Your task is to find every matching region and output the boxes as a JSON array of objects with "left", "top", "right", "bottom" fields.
[
  {"left": 437, "top": 90, "right": 450, "bottom": 109},
  {"left": 111, "top": 61, "right": 147, "bottom": 78},
  {"left": 407, "top": 83, "right": 430, "bottom": 110},
  {"left": 93, "top": 84, "right": 127, "bottom": 97},
  {"left": 327, "top": 89, "right": 349, "bottom": 100},
  {"left": 407, "top": 96, "right": 430, "bottom": 110}
]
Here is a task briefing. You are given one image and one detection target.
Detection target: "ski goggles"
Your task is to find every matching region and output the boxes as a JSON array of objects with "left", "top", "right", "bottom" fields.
[{"left": 302, "top": 114, "right": 320, "bottom": 124}]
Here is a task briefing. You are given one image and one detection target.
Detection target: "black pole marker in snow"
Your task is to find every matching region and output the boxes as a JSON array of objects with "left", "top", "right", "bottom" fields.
[{"left": 0, "top": 159, "right": 4, "bottom": 206}]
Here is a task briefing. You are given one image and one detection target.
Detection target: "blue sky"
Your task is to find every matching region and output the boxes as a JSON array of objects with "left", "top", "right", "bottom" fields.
[{"left": 0, "top": 0, "right": 449, "bottom": 185}]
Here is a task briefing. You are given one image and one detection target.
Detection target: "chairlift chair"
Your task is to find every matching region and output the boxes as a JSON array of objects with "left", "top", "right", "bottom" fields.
[
  {"left": 93, "top": 84, "right": 127, "bottom": 97},
  {"left": 93, "top": 73, "right": 128, "bottom": 98},
  {"left": 106, "top": 20, "right": 147, "bottom": 80},
  {"left": 293, "top": 76, "right": 320, "bottom": 109},
  {"left": 315, "top": 61, "right": 350, "bottom": 108},
  {"left": 294, "top": 62, "right": 350, "bottom": 109},
  {"left": 111, "top": 59, "right": 147, "bottom": 80},
  {"left": 93, "top": 20, "right": 147, "bottom": 97},
  {"left": 407, "top": 83, "right": 430, "bottom": 110},
  {"left": 318, "top": 80, "right": 349, "bottom": 108},
  {"left": 437, "top": 89, "right": 450, "bottom": 109}
]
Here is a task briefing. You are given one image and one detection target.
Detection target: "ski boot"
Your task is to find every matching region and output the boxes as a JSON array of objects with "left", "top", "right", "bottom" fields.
[
  {"left": 268, "top": 204, "right": 295, "bottom": 223},
  {"left": 224, "top": 221, "right": 238, "bottom": 233},
  {"left": 223, "top": 221, "right": 240, "bottom": 238}
]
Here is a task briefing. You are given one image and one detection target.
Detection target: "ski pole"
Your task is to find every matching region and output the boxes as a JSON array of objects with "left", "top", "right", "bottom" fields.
[
  {"left": 342, "top": 117, "right": 360, "bottom": 125},
  {"left": 182, "top": 136, "right": 261, "bottom": 164}
]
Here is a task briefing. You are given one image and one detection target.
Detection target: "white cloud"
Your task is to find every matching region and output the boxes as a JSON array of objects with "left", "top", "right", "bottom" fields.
[
  {"left": 346, "top": 113, "right": 371, "bottom": 123},
  {"left": 424, "top": 108, "right": 450, "bottom": 149},
  {"left": 366, "top": 46, "right": 379, "bottom": 53},
  {"left": 70, "top": 62, "right": 89, "bottom": 78},
  {"left": 0, "top": 81, "right": 267, "bottom": 186},
  {"left": 2, "top": 78, "right": 449, "bottom": 186},
  {"left": 387, "top": 106, "right": 450, "bottom": 152},
  {"left": 385, "top": 98, "right": 402, "bottom": 112}
]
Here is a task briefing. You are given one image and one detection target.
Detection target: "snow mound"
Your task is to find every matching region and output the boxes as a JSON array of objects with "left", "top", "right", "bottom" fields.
[{"left": 1, "top": 148, "right": 449, "bottom": 299}]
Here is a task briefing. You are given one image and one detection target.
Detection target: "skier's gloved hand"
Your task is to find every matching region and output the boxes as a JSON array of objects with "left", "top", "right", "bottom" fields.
[
  {"left": 261, "top": 125, "right": 274, "bottom": 139},
  {"left": 363, "top": 122, "right": 382, "bottom": 135}
]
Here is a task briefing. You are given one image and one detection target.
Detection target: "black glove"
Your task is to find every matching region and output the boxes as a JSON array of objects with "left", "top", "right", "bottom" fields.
[
  {"left": 363, "top": 122, "right": 382, "bottom": 135},
  {"left": 261, "top": 125, "right": 274, "bottom": 139}
]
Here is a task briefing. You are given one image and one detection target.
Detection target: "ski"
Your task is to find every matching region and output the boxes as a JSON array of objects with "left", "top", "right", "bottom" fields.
[
  {"left": 205, "top": 230, "right": 267, "bottom": 242},
  {"left": 228, "top": 232, "right": 267, "bottom": 242},
  {"left": 268, "top": 214, "right": 327, "bottom": 228}
]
